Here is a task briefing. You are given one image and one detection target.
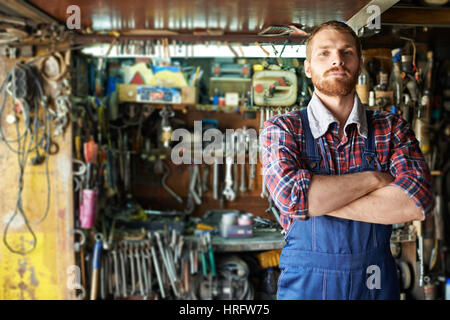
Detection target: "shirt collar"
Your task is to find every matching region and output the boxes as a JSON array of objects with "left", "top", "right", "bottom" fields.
[{"left": 306, "top": 92, "right": 368, "bottom": 139}]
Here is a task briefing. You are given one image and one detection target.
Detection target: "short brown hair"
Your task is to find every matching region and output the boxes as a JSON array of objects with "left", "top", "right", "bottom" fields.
[{"left": 305, "top": 21, "right": 362, "bottom": 61}]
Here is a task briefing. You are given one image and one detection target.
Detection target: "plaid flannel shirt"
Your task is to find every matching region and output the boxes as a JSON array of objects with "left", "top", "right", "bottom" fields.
[{"left": 260, "top": 93, "right": 434, "bottom": 232}]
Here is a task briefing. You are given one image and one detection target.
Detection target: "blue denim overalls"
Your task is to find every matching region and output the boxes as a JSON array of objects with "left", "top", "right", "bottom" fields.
[{"left": 277, "top": 109, "right": 400, "bottom": 300}]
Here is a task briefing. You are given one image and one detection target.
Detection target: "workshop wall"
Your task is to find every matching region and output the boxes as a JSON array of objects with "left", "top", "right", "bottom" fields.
[{"left": 0, "top": 55, "right": 75, "bottom": 300}]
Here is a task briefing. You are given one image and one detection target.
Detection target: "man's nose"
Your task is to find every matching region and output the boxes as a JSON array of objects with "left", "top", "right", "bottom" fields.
[{"left": 331, "top": 52, "right": 345, "bottom": 66}]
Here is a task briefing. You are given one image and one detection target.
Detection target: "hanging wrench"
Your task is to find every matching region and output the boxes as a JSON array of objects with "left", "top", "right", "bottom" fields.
[
  {"left": 189, "top": 241, "right": 195, "bottom": 275},
  {"left": 239, "top": 126, "right": 248, "bottom": 195},
  {"left": 128, "top": 242, "right": 136, "bottom": 296},
  {"left": 248, "top": 163, "right": 256, "bottom": 191},
  {"left": 212, "top": 156, "right": 219, "bottom": 200},
  {"left": 233, "top": 161, "right": 238, "bottom": 195},
  {"left": 148, "top": 232, "right": 165, "bottom": 299},
  {"left": 175, "top": 235, "right": 184, "bottom": 266},
  {"left": 266, "top": 107, "right": 271, "bottom": 124},
  {"left": 260, "top": 170, "right": 269, "bottom": 198},
  {"left": 155, "top": 232, "right": 179, "bottom": 298},
  {"left": 260, "top": 154, "right": 269, "bottom": 199},
  {"left": 100, "top": 253, "right": 107, "bottom": 300},
  {"left": 189, "top": 165, "right": 202, "bottom": 205},
  {"left": 118, "top": 243, "right": 128, "bottom": 298},
  {"left": 111, "top": 249, "right": 120, "bottom": 299},
  {"left": 240, "top": 162, "right": 246, "bottom": 194},
  {"left": 202, "top": 164, "right": 210, "bottom": 194},
  {"left": 107, "top": 252, "right": 114, "bottom": 297},
  {"left": 247, "top": 131, "right": 258, "bottom": 192},
  {"left": 134, "top": 243, "right": 145, "bottom": 297},
  {"left": 222, "top": 131, "right": 236, "bottom": 201},
  {"left": 140, "top": 243, "right": 150, "bottom": 298},
  {"left": 222, "top": 155, "right": 236, "bottom": 201},
  {"left": 259, "top": 106, "right": 265, "bottom": 130},
  {"left": 144, "top": 243, "right": 153, "bottom": 297}
]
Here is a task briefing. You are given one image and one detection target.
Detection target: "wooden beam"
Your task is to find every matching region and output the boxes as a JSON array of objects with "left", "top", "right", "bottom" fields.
[
  {"left": 0, "top": 0, "right": 59, "bottom": 24},
  {"left": 381, "top": 6, "right": 450, "bottom": 27},
  {"left": 72, "top": 34, "right": 309, "bottom": 45}
]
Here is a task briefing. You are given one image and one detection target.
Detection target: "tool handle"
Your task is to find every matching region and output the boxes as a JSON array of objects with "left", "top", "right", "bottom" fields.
[
  {"left": 75, "top": 136, "right": 82, "bottom": 160},
  {"left": 91, "top": 239, "right": 102, "bottom": 270},
  {"left": 200, "top": 252, "right": 207, "bottom": 277},
  {"left": 90, "top": 236, "right": 102, "bottom": 300},
  {"left": 208, "top": 247, "right": 216, "bottom": 277}
]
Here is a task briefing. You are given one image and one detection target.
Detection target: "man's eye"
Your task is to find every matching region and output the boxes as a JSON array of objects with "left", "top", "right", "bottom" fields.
[
  {"left": 319, "top": 51, "right": 328, "bottom": 56},
  {"left": 344, "top": 51, "right": 353, "bottom": 55}
]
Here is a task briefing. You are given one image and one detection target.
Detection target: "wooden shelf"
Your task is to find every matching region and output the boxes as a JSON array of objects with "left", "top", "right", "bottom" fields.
[
  {"left": 118, "top": 84, "right": 197, "bottom": 105},
  {"left": 382, "top": 6, "right": 450, "bottom": 27}
]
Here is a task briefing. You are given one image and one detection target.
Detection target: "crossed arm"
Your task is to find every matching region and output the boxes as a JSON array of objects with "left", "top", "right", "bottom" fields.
[
  {"left": 307, "top": 172, "right": 424, "bottom": 224},
  {"left": 261, "top": 114, "right": 434, "bottom": 228}
]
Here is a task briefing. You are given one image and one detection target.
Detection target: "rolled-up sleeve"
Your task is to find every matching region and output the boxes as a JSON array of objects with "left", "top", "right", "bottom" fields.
[
  {"left": 388, "top": 115, "right": 434, "bottom": 219},
  {"left": 260, "top": 117, "right": 311, "bottom": 231}
]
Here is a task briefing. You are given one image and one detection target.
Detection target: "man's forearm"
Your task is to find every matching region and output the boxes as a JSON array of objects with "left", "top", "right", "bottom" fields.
[
  {"left": 325, "top": 185, "right": 424, "bottom": 224},
  {"left": 307, "top": 171, "right": 390, "bottom": 216}
]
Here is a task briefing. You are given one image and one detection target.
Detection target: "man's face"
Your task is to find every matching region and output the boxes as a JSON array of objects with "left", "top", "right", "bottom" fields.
[{"left": 304, "top": 28, "right": 362, "bottom": 97}]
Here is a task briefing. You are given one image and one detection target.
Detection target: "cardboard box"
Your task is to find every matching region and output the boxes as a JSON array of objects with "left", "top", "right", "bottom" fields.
[
  {"left": 181, "top": 87, "right": 198, "bottom": 104},
  {"left": 119, "top": 84, "right": 187, "bottom": 104}
]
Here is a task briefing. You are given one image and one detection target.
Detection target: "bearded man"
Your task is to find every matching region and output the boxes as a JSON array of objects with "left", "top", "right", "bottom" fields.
[{"left": 260, "top": 21, "right": 434, "bottom": 300}]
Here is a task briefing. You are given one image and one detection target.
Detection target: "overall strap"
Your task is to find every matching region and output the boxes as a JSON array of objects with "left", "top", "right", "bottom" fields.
[
  {"left": 299, "top": 108, "right": 321, "bottom": 171},
  {"left": 363, "top": 110, "right": 381, "bottom": 171}
]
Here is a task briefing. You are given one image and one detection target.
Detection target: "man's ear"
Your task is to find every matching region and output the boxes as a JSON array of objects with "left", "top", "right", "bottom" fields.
[
  {"left": 304, "top": 59, "right": 312, "bottom": 79},
  {"left": 358, "top": 57, "right": 363, "bottom": 76}
]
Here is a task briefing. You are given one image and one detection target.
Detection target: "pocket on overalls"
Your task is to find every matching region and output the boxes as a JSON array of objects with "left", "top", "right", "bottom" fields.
[
  {"left": 277, "top": 266, "right": 327, "bottom": 300},
  {"left": 284, "top": 218, "right": 298, "bottom": 241},
  {"left": 276, "top": 267, "right": 289, "bottom": 300}
]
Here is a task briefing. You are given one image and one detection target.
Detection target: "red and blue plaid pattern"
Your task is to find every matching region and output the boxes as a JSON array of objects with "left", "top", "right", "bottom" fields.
[{"left": 260, "top": 109, "right": 434, "bottom": 232}]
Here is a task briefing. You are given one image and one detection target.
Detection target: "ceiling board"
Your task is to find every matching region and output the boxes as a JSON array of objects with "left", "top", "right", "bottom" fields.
[{"left": 27, "top": 0, "right": 371, "bottom": 32}]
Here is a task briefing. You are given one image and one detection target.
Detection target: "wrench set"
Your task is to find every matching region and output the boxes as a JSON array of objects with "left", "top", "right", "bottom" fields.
[{"left": 77, "top": 229, "right": 218, "bottom": 300}]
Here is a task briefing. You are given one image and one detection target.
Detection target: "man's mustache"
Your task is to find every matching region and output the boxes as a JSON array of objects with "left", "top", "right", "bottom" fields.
[{"left": 324, "top": 67, "right": 350, "bottom": 76}]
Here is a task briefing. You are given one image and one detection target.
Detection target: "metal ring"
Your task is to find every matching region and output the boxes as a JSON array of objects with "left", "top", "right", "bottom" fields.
[
  {"left": 95, "top": 233, "right": 104, "bottom": 242},
  {"left": 42, "top": 139, "right": 59, "bottom": 155},
  {"left": 73, "top": 159, "right": 87, "bottom": 176},
  {"left": 72, "top": 229, "right": 86, "bottom": 247}
]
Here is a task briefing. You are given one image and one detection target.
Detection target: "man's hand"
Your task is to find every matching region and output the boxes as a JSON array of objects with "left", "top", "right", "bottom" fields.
[{"left": 307, "top": 171, "right": 394, "bottom": 217}]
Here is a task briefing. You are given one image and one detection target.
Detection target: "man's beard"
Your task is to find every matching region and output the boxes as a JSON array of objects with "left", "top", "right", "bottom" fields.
[{"left": 311, "top": 67, "right": 357, "bottom": 97}]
